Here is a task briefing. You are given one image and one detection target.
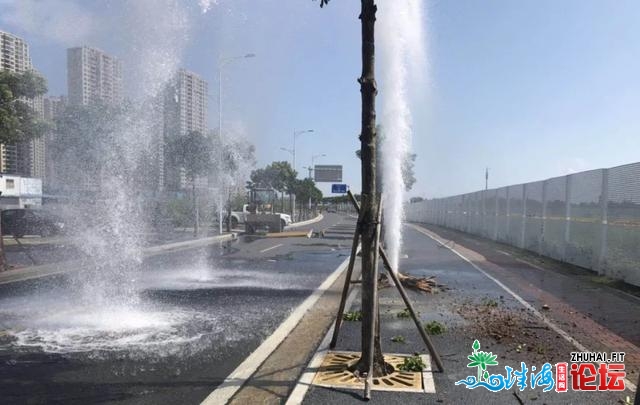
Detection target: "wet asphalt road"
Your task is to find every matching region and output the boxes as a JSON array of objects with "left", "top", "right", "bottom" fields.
[
  {"left": 304, "top": 224, "right": 637, "bottom": 404},
  {"left": 0, "top": 214, "right": 354, "bottom": 404}
]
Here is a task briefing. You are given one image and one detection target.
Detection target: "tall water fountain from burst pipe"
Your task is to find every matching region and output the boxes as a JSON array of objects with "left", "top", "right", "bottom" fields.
[{"left": 379, "top": 0, "right": 427, "bottom": 272}]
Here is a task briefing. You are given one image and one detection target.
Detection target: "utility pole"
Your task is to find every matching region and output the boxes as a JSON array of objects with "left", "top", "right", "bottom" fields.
[{"left": 485, "top": 167, "right": 489, "bottom": 190}]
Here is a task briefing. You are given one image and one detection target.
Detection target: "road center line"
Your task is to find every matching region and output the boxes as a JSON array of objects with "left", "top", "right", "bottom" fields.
[
  {"left": 201, "top": 253, "right": 354, "bottom": 405},
  {"left": 407, "top": 223, "right": 637, "bottom": 393},
  {"left": 259, "top": 243, "right": 283, "bottom": 253}
]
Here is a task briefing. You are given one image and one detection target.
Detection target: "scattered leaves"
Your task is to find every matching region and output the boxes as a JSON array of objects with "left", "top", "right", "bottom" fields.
[
  {"left": 343, "top": 310, "right": 363, "bottom": 322},
  {"left": 424, "top": 320, "right": 446, "bottom": 335},
  {"left": 397, "top": 354, "right": 425, "bottom": 372},
  {"left": 390, "top": 335, "right": 406, "bottom": 343},
  {"left": 481, "top": 297, "right": 498, "bottom": 307}
]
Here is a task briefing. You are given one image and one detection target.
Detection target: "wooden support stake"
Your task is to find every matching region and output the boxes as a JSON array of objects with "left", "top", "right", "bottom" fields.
[
  {"left": 329, "top": 220, "right": 360, "bottom": 349},
  {"left": 346, "top": 190, "right": 445, "bottom": 373},
  {"left": 364, "top": 194, "right": 383, "bottom": 400},
  {"left": 379, "top": 247, "right": 444, "bottom": 373}
]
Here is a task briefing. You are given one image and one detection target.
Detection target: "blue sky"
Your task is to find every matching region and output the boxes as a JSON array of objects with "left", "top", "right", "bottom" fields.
[{"left": 2, "top": 0, "right": 639, "bottom": 198}]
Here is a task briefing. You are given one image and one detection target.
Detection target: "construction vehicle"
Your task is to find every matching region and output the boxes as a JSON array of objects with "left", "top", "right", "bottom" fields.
[{"left": 244, "top": 188, "right": 291, "bottom": 234}]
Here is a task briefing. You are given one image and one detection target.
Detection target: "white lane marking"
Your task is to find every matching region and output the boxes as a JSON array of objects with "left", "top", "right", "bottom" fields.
[
  {"left": 201, "top": 253, "right": 355, "bottom": 405},
  {"left": 496, "top": 249, "right": 512, "bottom": 256},
  {"left": 407, "top": 223, "right": 637, "bottom": 393},
  {"left": 421, "top": 354, "right": 436, "bottom": 394},
  {"left": 259, "top": 243, "right": 283, "bottom": 253},
  {"left": 286, "top": 266, "right": 361, "bottom": 405}
]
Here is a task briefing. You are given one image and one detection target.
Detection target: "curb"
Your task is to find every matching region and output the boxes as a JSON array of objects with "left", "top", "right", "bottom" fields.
[
  {"left": 286, "top": 214, "right": 324, "bottom": 229},
  {"left": 0, "top": 233, "right": 237, "bottom": 285},
  {"left": 201, "top": 250, "right": 353, "bottom": 405}
]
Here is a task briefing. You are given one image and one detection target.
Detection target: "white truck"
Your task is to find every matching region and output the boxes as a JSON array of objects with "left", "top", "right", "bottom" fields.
[{"left": 228, "top": 204, "right": 292, "bottom": 231}]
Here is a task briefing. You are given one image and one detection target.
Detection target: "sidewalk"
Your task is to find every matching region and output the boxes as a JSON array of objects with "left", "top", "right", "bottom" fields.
[{"left": 290, "top": 224, "right": 637, "bottom": 404}]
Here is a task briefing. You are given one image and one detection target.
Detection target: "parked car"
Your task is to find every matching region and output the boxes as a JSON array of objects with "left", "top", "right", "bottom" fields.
[{"left": 1, "top": 209, "right": 66, "bottom": 238}]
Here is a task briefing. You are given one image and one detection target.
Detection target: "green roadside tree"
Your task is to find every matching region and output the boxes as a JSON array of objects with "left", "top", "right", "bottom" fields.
[
  {"left": 51, "top": 104, "right": 128, "bottom": 191},
  {"left": 248, "top": 161, "right": 297, "bottom": 213},
  {"left": 293, "top": 177, "right": 323, "bottom": 217},
  {"left": 0, "top": 70, "right": 48, "bottom": 144},
  {"left": 355, "top": 127, "right": 417, "bottom": 192},
  {"left": 210, "top": 129, "right": 257, "bottom": 231},
  {"left": 166, "top": 130, "right": 214, "bottom": 236}
]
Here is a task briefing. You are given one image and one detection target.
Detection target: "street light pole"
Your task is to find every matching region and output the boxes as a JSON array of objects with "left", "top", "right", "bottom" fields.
[
  {"left": 309, "top": 153, "right": 326, "bottom": 179},
  {"left": 217, "top": 53, "right": 255, "bottom": 234},
  {"left": 292, "top": 129, "right": 314, "bottom": 173}
]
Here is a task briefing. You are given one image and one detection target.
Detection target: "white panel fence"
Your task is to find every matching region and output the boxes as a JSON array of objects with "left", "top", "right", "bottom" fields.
[{"left": 406, "top": 162, "right": 640, "bottom": 287}]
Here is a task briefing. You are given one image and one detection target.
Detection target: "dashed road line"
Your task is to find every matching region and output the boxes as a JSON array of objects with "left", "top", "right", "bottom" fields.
[{"left": 259, "top": 243, "right": 283, "bottom": 253}]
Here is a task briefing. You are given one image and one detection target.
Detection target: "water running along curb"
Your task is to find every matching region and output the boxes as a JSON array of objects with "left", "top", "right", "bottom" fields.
[
  {"left": 0, "top": 233, "right": 237, "bottom": 285},
  {"left": 201, "top": 250, "right": 354, "bottom": 405}
]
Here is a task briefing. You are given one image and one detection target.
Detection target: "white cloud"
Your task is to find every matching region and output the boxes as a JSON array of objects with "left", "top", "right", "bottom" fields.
[
  {"left": 0, "top": 0, "right": 96, "bottom": 46},
  {"left": 198, "top": 0, "right": 219, "bottom": 14},
  {"left": 559, "top": 157, "right": 589, "bottom": 174}
]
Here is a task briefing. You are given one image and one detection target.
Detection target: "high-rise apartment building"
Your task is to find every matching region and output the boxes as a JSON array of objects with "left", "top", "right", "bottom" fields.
[
  {"left": 1, "top": 30, "right": 30, "bottom": 72},
  {"left": 67, "top": 46, "right": 123, "bottom": 106},
  {"left": 0, "top": 30, "right": 45, "bottom": 179},
  {"left": 43, "top": 96, "right": 67, "bottom": 192},
  {"left": 164, "top": 69, "right": 208, "bottom": 190}
]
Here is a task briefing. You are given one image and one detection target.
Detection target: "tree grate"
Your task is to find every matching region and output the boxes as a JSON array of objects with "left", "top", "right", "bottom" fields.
[{"left": 311, "top": 351, "right": 434, "bottom": 393}]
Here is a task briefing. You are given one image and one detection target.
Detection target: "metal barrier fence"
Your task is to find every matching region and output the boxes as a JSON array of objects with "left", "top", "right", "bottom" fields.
[{"left": 405, "top": 162, "right": 640, "bottom": 287}]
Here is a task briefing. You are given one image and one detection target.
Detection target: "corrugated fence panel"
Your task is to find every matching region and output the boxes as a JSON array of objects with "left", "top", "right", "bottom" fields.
[
  {"left": 484, "top": 190, "right": 497, "bottom": 240},
  {"left": 507, "top": 184, "right": 524, "bottom": 246},
  {"left": 496, "top": 187, "right": 509, "bottom": 243},
  {"left": 525, "top": 181, "right": 544, "bottom": 253},
  {"left": 566, "top": 170, "right": 603, "bottom": 270},
  {"left": 542, "top": 176, "right": 566, "bottom": 261},
  {"left": 606, "top": 163, "right": 640, "bottom": 286}
]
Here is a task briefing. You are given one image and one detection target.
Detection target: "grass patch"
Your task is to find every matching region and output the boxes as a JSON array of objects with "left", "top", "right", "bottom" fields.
[
  {"left": 588, "top": 275, "right": 616, "bottom": 286},
  {"left": 343, "top": 310, "right": 363, "bottom": 322},
  {"left": 481, "top": 297, "right": 499, "bottom": 307},
  {"left": 396, "top": 308, "right": 411, "bottom": 319},
  {"left": 424, "top": 320, "right": 446, "bottom": 335},
  {"left": 397, "top": 354, "right": 425, "bottom": 372},
  {"left": 390, "top": 335, "right": 406, "bottom": 343}
]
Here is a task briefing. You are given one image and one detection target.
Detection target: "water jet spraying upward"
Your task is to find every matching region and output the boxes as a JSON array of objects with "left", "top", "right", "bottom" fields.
[{"left": 378, "top": 0, "right": 426, "bottom": 272}]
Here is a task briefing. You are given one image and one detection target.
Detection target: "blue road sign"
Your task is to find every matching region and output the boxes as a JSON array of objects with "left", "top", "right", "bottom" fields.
[{"left": 332, "top": 184, "right": 348, "bottom": 194}]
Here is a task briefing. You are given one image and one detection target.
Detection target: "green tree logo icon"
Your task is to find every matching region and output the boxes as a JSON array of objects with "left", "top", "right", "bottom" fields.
[{"left": 467, "top": 339, "right": 499, "bottom": 382}]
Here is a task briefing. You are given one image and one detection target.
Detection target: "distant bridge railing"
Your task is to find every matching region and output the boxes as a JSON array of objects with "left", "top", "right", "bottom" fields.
[{"left": 406, "top": 162, "right": 640, "bottom": 287}]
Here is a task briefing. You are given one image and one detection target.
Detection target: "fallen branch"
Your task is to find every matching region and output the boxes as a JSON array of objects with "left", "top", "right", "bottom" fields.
[{"left": 378, "top": 272, "right": 445, "bottom": 293}]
